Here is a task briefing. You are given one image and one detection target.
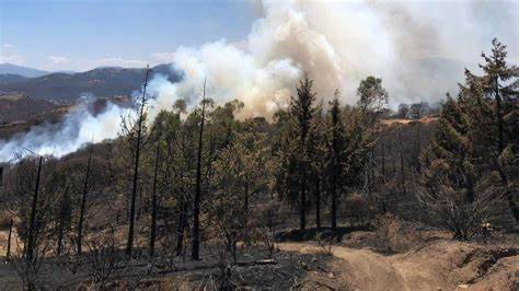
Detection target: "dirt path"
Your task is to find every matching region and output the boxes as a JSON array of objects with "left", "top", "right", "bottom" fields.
[{"left": 278, "top": 241, "right": 518, "bottom": 291}]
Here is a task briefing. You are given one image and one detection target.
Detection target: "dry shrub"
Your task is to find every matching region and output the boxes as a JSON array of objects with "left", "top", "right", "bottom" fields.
[
  {"left": 373, "top": 213, "right": 423, "bottom": 254},
  {"left": 419, "top": 180, "right": 494, "bottom": 241},
  {"left": 11, "top": 238, "right": 51, "bottom": 290},
  {"left": 81, "top": 225, "right": 128, "bottom": 289}
]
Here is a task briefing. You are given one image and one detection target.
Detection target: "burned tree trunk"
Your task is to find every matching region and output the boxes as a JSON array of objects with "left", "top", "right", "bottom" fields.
[
  {"left": 398, "top": 129, "right": 407, "bottom": 195},
  {"left": 56, "top": 222, "right": 64, "bottom": 256},
  {"left": 331, "top": 173, "right": 337, "bottom": 231},
  {"left": 26, "top": 156, "right": 43, "bottom": 262},
  {"left": 126, "top": 66, "right": 152, "bottom": 257},
  {"left": 6, "top": 218, "right": 13, "bottom": 261},
  {"left": 149, "top": 139, "right": 161, "bottom": 257},
  {"left": 77, "top": 145, "right": 93, "bottom": 255},
  {"left": 381, "top": 141, "right": 385, "bottom": 184},
  {"left": 192, "top": 80, "right": 207, "bottom": 260},
  {"left": 315, "top": 177, "right": 321, "bottom": 229},
  {"left": 300, "top": 172, "right": 307, "bottom": 231},
  {"left": 494, "top": 76, "right": 505, "bottom": 154}
]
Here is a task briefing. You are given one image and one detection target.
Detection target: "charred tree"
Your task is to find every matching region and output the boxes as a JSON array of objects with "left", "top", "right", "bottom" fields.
[
  {"left": 6, "top": 218, "right": 12, "bottom": 261},
  {"left": 314, "top": 177, "right": 321, "bottom": 229},
  {"left": 192, "top": 79, "right": 207, "bottom": 260},
  {"left": 126, "top": 66, "right": 152, "bottom": 257},
  {"left": 77, "top": 144, "right": 93, "bottom": 255},
  {"left": 149, "top": 139, "right": 161, "bottom": 257},
  {"left": 381, "top": 141, "right": 385, "bottom": 184},
  {"left": 25, "top": 156, "right": 43, "bottom": 262},
  {"left": 398, "top": 129, "right": 407, "bottom": 195}
]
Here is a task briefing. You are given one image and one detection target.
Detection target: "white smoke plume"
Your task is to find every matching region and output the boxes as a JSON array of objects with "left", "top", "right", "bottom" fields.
[
  {"left": 0, "top": 96, "right": 135, "bottom": 162},
  {"left": 0, "top": 0, "right": 518, "bottom": 162}
]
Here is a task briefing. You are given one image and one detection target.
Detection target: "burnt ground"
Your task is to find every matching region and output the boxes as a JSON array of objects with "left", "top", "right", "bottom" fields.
[
  {"left": 0, "top": 243, "right": 335, "bottom": 290},
  {"left": 0, "top": 224, "right": 517, "bottom": 290}
]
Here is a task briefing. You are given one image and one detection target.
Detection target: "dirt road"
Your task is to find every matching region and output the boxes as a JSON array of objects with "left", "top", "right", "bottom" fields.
[{"left": 278, "top": 241, "right": 518, "bottom": 291}]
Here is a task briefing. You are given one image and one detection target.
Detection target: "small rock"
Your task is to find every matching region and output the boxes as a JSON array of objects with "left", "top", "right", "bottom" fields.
[
  {"left": 328, "top": 272, "right": 334, "bottom": 279},
  {"left": 457, "top": 284, "right": 469, "bottom": 290}
]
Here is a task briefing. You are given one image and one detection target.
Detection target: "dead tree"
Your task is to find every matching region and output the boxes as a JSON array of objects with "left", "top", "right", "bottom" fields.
[
  {"left": 26, "top": 156, "right": 43, "bottom": 262},
  {"left": 398, "top": 128, "right": 406, "bottom": 195},
  {"left": 149, "top": 139, "right": 161, "bottom": 257},
  {"left": 314, "top": 177, "right": 321, "bottom": 229},
  {"left": 381, "top": 141, "right": 385, "bottom": 184},
  {"left": 192, "top": 79, "right": 207, "bottom": 260},
  {"left": 6, "top": 218, "right": 13, "bottom": 261},
  {"left": 77, "top": 144, "right": 93, "bottom": 255},
  {"left": 126, "top": 65, "right": 152, "bottom": 257}
]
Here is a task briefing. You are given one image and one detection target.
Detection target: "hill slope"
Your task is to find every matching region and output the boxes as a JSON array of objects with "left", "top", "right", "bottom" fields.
[
  {"left": 0, "top": 92, "right": 57, "bottom": 123},
  {"left": 0, "top": 63, "right": 182, "bottom": 103}
]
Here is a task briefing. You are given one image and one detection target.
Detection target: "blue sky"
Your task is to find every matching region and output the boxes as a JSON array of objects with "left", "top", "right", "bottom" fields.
[{"left": 0, "top": 0, "right": 259, "bottom": 71}]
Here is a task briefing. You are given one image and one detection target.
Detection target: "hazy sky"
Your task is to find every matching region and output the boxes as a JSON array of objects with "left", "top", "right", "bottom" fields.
[
  {"left": 0, "top": 0, "right": 259, "bottom": 71},
  {"left": 0, "top": 0, "right": 518, "bottom": 73}
]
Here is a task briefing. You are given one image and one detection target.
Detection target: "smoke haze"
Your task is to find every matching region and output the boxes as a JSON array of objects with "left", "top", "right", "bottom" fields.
[{"left": 0, "top": 0, "right": 518, "bottom": 162}]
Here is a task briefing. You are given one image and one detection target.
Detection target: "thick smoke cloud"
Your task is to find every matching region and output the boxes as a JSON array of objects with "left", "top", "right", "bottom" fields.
[
  {"left": 150, "top": 0, "right": 519, "bottom": 114},
  {"left": 0, "top": 0, "right": 517, "bottom": 162}
]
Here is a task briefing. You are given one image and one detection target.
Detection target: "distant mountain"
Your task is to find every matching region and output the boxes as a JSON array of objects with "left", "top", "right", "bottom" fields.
[
  {"left": 55, "top": 70, "right": 76, "bottom": 74},
  {"left": 0, "top": 63, "right": 182, "bottom": 103},
  {"left": 0, "top": 63, "right": 49, "bottom": 78},
  {"left": 0, "top": 73, "right": 28, "bottom": 84}
]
